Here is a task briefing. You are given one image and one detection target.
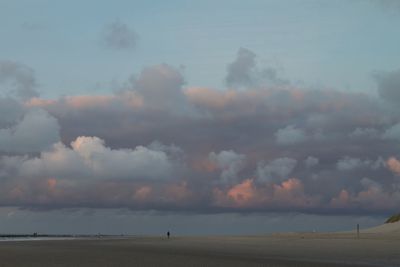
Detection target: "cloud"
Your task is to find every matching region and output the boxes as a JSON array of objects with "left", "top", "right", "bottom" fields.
[
  {"left": 275, "top": 125, "right": 307, "bottom": 145},
  {"left": 336, "top": 157, "right": 365, "bottom": 171},
  {"left": 5, "top": 62, "right": 400, "bottom": 214},
  {"left": 0, "top": 108, "right": 60, "bottom": 153},
  {"left": 18, "top": 136, "right": 180, "bottom": 181},
  {"left": 225, "top": 47, "right": 257, "bottom": 87},
  {"left": 336, "top": 156, "right": 384, "bottom": 171},
  {"left": 374, "top": 69, "right": 400, "bottom": 105},
  {"left": 272, "top": 178, "right": 310, "bottom": 207},
  {"left": 131, "top": 64, "right": 187, "bottom": 111},
  {"left": 209, "top": 150, "right": 246, "bottom": 183},
  {"left": 382, "top": 122, "right": 400, "bottom": 141},
  {"left": 73, "top": 136, "right": 177, "bottom": 179},
  {"left": 214, "top": 177, "right": 315, "bottom": 210},
  {"left": 329, "top": 177, "right": 400, "bottom": 211},
  {"left": 85, "top": 64, "right": 186, "bottom": 113},
  {"left": 0, "top": 97, "right": 24, "bottom": 127},
  {"left": 257, "top": 158, "right": 297, "bottom": 183},
  {"left": 102, "top": 21, "right": 138, "bottom": 50},
  {"left": 349, "top": 127, "right": 379, "bottom": 139},
  {"left": 225, "top": 48, "right": 288, "bottom": 88},
  {"left": 304, "top": 156, "right": 319, "bottom": 168},
  {"left": 0, "top": 136, "right": 189, "bottom": 209},
  {"left": 387, "top": 157, "right": 400, "bottom": 175},
  {"left": 0, "top": 60, "right": 39, "bottom": 100},
  {"left": 226, "top": 179, "right": 256, "bottom": 206}
]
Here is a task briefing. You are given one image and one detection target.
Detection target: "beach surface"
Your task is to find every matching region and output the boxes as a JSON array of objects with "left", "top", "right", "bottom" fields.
[{"left": 0, "top": 226, "right": 399, "bottom": 267}]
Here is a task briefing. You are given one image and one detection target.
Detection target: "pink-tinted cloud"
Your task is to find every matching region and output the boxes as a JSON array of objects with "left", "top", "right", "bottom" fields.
[
  {"left": 271, "top": 178, "right": 317, "bottom": 208},
  {"left": 165, "top": 181, "right": 192, "bottom": 203},
  {"left": 387, "top": 157, "right": 400, "bottom": 175},
  {"left": 134, "top": 186, "right": 152, "bottom": 201},
  {"left": 213, "top": 178, "right": 317, "bottom": 210},
  {"left": 191, "top": 158, "right": 218, "bottom": 172},
  {"left": 27, "top": 93, "right": 143, "bottom": 114},
  {"left": 185, "top": 87, "right": 245, "bottom": 110},
  {"left": 330, "top": 189, "right": 351, "bottom": 208},
  {"left": 227, "top": 179, "right": 256, "bottom": 206}
]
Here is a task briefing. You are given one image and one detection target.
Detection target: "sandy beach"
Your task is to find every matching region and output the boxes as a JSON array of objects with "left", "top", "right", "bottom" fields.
[{"left": 0, "top": 229, "right": 399, "bottom": 267}]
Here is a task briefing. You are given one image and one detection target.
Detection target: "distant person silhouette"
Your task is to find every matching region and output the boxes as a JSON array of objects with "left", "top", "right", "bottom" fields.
[{"left": 167, "top": 231, "right": 170, "bottom": 239}]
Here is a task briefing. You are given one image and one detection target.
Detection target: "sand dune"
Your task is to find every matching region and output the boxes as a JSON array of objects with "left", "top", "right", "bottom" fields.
[{"left": 361, "top": 221, "right": 400, "bottom": 234}]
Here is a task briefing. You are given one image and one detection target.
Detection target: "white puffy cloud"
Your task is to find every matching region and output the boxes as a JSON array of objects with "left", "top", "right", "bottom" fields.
[
  {"left": 16, "top": 136, "right": 179, "bottom": 181},
  {"left": 73, "top": 136, "right": 175, "bottom": 179},
  {"left": 0, "top": 108, "right": 60, "bottom": 153},
  {"left": 18, "top": 142, "right": 87, "bottom": 179}
]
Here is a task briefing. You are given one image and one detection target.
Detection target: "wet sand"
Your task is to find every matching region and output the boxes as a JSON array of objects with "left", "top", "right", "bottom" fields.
[{"left": 0, "top": 233, "right": 399, "bottom": 267}]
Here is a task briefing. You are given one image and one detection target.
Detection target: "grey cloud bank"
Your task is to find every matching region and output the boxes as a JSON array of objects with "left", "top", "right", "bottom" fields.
[{"left": 0, "top": 51, "right": 400, "bottom": 217}]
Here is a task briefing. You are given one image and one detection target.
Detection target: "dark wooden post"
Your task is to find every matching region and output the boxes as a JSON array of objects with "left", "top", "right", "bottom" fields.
[{"left": 356, "top": 224, "right": 359, "bottom": 239}]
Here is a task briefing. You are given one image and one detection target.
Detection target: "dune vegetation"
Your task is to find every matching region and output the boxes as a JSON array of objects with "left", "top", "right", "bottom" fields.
[{"left": 385, "top": 214, "right": 400, "bottom": 223}]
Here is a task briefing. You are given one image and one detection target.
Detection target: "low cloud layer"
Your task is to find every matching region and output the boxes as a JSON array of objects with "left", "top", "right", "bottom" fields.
[{"left": 1, "top": 53, "right": 400, "bottom": 215}]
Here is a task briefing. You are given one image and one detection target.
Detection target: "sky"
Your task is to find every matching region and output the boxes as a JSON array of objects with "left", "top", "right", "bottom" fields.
[{"left": 0, "top": 0, "right": 400, "bottom": 235}]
